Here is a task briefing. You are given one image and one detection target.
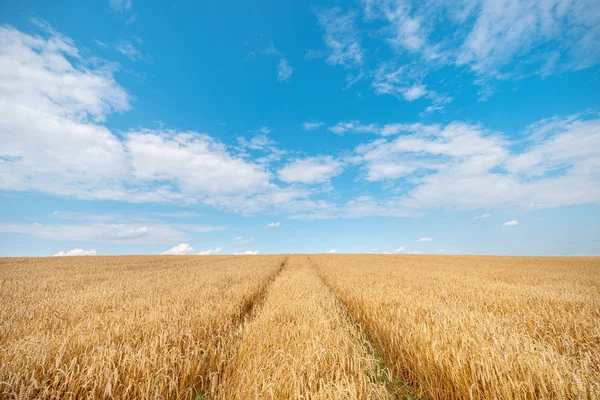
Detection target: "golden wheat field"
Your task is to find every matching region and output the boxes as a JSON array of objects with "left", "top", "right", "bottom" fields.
[{"left": 1, "top": 255, "right": 599, "bottom": 399}]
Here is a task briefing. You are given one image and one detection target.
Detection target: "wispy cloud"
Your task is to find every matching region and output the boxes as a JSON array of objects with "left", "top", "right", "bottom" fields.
[
  {"left": 233, "top": 236, "right": 255, "bottom": 246},
  {"left": 417, "top": 238, "right": 433, "bottom": 242},
  {"left": 108, "top": 0, "right": 132, "bottom": 13},
  {"left": 395, "top": 246, "right": 405, "bottom": 252},
  {"left": 266, "top": 222, "right": 280, "bottom": 228},
  {"left": 312, "top": 0, "right": 600, "bottom": 106},
  {"left": 277, "top": 58, "right": 293, "bottom": 82},
  {"left": 115, "top": 40, "right": 146, "bottom": 61},
  {"left": 475, "top": 213, "right": 492, "bottom": 219},
  {"left": 329, "top": 121, "right": 379, "bottom": 135},
  {"left": 503, "top": 220, "right": 519, "bottom": 226},
  {"left": 302, "top": 121, "right": 325, "bottom": 131},
  {"left": 94, "top": 39, "right": 108, "bottom": 49},
  {"left": 0, "top": 222, "right": 197, "bottom": 245},
  {"left": 327, "top": 249, "right": 337, "bottom": 253},
  {"left": 312, "top": 7, "right": 363, "bottom": 68}
]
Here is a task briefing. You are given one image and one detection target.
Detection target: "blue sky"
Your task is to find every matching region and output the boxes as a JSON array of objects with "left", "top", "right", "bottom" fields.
[{"left": 0, "top": 0, "right": 599, "bottom": 256}]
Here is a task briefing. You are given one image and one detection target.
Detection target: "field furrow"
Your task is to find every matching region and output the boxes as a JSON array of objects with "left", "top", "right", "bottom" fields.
[{"left": 212, "top": 255, "right": 392, "bottom": 400}]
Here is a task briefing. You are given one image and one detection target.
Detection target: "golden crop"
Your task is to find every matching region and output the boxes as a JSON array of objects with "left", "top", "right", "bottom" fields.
[
  {"left": 0, "top": 255, "right": 285, "bottom": 399},
  {"left": 1, "top": 254, "right": 598, "bottom": 399},
  {"left": 311, "top": 254, "right": 600, "bottom": 400}
]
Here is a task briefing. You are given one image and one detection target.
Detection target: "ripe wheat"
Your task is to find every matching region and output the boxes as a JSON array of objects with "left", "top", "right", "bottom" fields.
[{"left": 311, "top": 254, "right": 600, "bottom": 400}]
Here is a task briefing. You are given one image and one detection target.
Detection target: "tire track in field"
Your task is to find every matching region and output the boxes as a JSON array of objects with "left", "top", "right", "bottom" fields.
[
  {"left": 210, "top": 255, "right": 391, "bottom": 399},
  {"left": 306, "top": 255, "right": 424, "bottom": 400},
  {"left": 195, "top": 255, "right": 289, "bottom": 398}
]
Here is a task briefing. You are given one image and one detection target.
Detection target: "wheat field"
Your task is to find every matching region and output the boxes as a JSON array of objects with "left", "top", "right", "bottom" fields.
[{"left": 1, "top": 255, "right": 599, "bottom": 399}]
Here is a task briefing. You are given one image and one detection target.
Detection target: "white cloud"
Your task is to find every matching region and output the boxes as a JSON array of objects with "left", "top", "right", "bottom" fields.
[
  {"left": 302, "top": 121, "right": 325, "bottom": 131},
  {"left": 297, "top": 114, "right": 600, "bottom": 220},
  {"left": 233, "top": 236, "right": 255, "bottom": 246},
  {"left": 0, "top": 24, "right": 314, "bottom": 215},
  {"left": 94, "top": 39, "right": 108, "bottom": 49},
  {"left": 278, "top": 156, "right": 343, "bottom": 184},
  {"left": 327, "top": 249, "right": 338, "bottom": 253},
  {"left": 475, "top": 212, "right": 492, "bottom": 219},
  {"left": 108, "top": 0, "right": 132, "bottom": 13},
  {"left": 54, "top": 248, "right": 96, "bottom": 256},
  {"left": 371, "top": 62, "right": 450, "bottom": 105},
  {"left": 402, "top": 84, "right": 428, "bottom": 101},
  {"left": 327, "top": 0, "right": 600, "bottom": 105},
  {"left": 235, "top": 250, "right": 258, "bottom": 255},
  {"left": 237, "top": 134, "right": 275, "bottom": 151},
  {"left": 0, "top": 23, "right": 129, "bottom": 198},
  {"left": 329, "top": 120, "right": 379, "bottom": 135},
  {"left": 417, "top": 237, "right": 433, "bottom": 242},
  {"left": 0, "top": 24, "right": 131, "bottom": 191},
  {"left": 363, "top": 162, "right": 416, "bottom": 181},
  {"left": 277, "top": 58, "right": 293, "bottom": 82},
  {"left": 503, "top": 220, "right": 519, "bottom": 226},
  {"left": 198, "top": 247, "right": 222, "bottom": 255},
  {"left": 456, "top": 0, "right": 600, "bottom": 77},
  {"left": 0, "top": 222, "right": 220, "bottom": 245},
  {"left": 266, "top": 222, "right": 280, "bottom": 227},
  {"left": 115, "top": 40, "right": 145, "bottom": 61},
  {"left": 290, "top": 195, "right": 414, "bottom": 220},
  {"left": 161, "top": 243, "right": 193, "bottom": 255},
  {"left": 313, "top": 7, "right": 363, "bottom": 67},
  {"left": 127, "top": 129, "right": 273, "bottom": 196},
  {"left": 365, "top": 0, "right": 600, "bottom": 80},
  {"left": 395, "top": 246, "right": 405, "bottom": 252},
  {"left": 438, "top": 249, "right": 446, "bottom": 253}
]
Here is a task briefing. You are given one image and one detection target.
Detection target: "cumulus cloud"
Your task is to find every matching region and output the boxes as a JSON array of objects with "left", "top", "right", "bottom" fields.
[
  {"left": 0, "top": 23, "right": 315, "bottom": 215},
  {"left": 417, "top": 238, "right": 433, "bottom": 242},
  {"left": 395, "top": 246, "right": 405, "bottom": 252},
  {"left": 126, "top": 129, "right": 272, "bottom": 195},
  {"left": 350, "top": 116, "right": 600, "bottom": 214},
  {"left": 327, "top": 249, "right": 338, "bottom": 253},
  {"left": 54, "top": 248, "right": 96, "bottom": 256},
  {"left": 277, "top": 58, "right": 293, "bottom": 82},
  {"left": 198, "top": 247, "right": 222, "bottom": 255},
  {"left": 161, "top": 243, "right": 193, "bottom": 255},
  {"left": 302, "top": 121, "right": 325, "bottom": 131},
  {"left": 278, "top": 156, "right": 343, "bottom": 184},
  {"left": 266, "top": 222, "right": 280, "bottom": 227},
  {"left": 0, "top": 23, "right": 131, "bottom": 200},
  {"left": 235, "top": 250, "right": 258, "bottom": 255},
  {"left": 503, "top": 220, "right": 519, "bottom": 226}
]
